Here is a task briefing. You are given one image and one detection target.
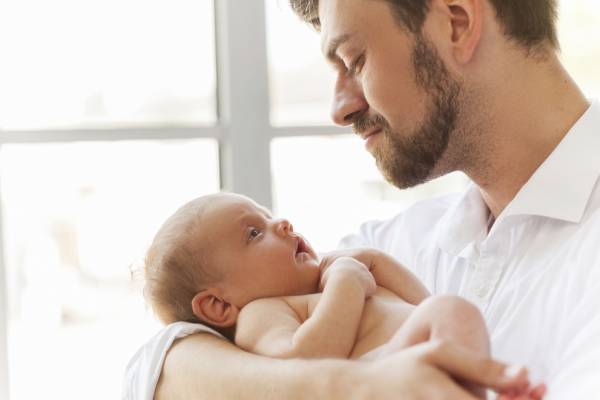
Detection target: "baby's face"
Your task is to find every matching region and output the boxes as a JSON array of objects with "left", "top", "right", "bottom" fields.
[{"left": 198, "top": 194, "right": 321, "bottom": 307}]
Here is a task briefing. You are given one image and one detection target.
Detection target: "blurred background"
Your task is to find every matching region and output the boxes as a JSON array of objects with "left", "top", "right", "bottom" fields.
[{"left": 0, "top": 1, "right": 597, "bottom": 399}]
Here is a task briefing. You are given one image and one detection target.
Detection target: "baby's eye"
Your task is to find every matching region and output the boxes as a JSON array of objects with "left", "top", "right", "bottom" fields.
[{"left": 248, "top": 228, "right": 261, "bottom": 241}]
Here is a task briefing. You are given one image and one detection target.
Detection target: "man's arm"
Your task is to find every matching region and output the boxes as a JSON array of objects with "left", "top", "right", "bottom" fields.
[
  {"left": 155, "top": 333, "right": 530, "bottom": 400},
  {"left": 321, "top": 248, "right": 430, "bottom": 304},
  {"left": 235, "top": 257, "right": 374, "bottom": 359}
]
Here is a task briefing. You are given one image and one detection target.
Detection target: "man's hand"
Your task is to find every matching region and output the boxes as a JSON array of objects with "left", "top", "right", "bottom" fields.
[
  {"left": 319, "top": 256, "right": 376, "bottom": 298},
  {"left": 354, "top": 340, "right": 537, "bottom": 400}
]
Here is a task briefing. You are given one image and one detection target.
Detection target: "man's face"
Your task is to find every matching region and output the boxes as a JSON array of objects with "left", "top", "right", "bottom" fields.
[{"left": 319, "top": 0, "right": 462, "bottom": 188}]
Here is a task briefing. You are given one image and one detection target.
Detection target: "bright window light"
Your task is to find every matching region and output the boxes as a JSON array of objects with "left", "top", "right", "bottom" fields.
[
  {"left": 265, "top": 0, "right": 335, "bottom": 126},
  {"left": 1, "top": 140, "right": 219, "bottom": 400},
  {"left": 271, "top": 135, "right": 469, "bottom": 251},
  {"left": 558, "top": 0, "right": 600, "bottom": 97},
  {"left": 0, "top": 0, "right": 216, "bottom": 130}
]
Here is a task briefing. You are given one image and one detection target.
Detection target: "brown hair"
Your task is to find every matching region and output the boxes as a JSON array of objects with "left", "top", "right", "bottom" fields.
[
  {"left": 290, "top": 0, "right": 559, "bottom": 50},
  {"left": 143, "top": 196, "right": 223, "bottom": 326}
]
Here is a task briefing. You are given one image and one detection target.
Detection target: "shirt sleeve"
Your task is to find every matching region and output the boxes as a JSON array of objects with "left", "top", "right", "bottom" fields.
[
  {"left": 547, "top": 280, "right": 600, "bottom": 399},
  {"left": 122, "top": 321, "right": 224, "bottom": 400},
  {"left": 336, "top": 220, "right": 378, "bottom": 249}
]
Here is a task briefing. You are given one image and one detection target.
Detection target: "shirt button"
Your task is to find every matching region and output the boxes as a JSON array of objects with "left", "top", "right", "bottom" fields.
[{"left": 476, "top": 286, "right": 488, "bottom": 297}]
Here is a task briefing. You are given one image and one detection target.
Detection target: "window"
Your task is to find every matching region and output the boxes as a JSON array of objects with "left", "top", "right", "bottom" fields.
[
  {"left": 0, "top": 0, "right": 216, "bottom": 129},
  {"left": 558, "top": 0, "right": 600, "bottom": 97},
  {"left": 265, "top": 0, "right": 335, "bottom": 126},
  {"left": 1, "top": 140, "right": 219, "bottom": 399},
  {"left": 271, "top": 135, "right": 468, "bottom": 250},
  {"left": 0, "top": 1, "right": 219, "bottom": 398}
]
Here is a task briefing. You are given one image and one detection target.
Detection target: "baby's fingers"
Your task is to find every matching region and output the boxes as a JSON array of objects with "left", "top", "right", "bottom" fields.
[
  {"left": 497, "top": 383, "right": 547, "bottom": 400},
  {"left": 528, "top": 383, "right": 547, "bottom": 399}
]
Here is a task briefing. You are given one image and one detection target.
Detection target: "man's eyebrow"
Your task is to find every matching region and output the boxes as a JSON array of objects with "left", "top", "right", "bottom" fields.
[{"left": 324, "top": 33, "right": 352, "bottom": 62}]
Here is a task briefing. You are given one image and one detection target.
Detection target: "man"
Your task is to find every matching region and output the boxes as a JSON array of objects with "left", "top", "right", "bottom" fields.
[{"left": 124, "top": 0, "right": 600, "bottom": 398}]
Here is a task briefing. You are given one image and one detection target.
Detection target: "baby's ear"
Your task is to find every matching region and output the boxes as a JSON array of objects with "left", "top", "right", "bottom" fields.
[{"left": 191, "top": 288, "right": 239, "bottom": 327}]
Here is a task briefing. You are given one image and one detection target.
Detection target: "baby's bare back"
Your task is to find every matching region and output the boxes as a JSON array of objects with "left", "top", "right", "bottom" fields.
[{"left": 283, "top": 286, "right": 415, "bottom": 359}]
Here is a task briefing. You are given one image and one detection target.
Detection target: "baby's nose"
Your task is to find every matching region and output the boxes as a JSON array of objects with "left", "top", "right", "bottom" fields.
[{"left": 277, "top": 219, "right": 294, "bottom": 236}]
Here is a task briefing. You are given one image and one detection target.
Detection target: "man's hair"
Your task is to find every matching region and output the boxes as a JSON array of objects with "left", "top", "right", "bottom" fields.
[{"left": 290, "top": 0, "right": 559, "bottom": 50}]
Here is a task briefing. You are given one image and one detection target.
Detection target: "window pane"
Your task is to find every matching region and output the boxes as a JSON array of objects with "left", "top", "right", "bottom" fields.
[
  {"left": 558, "top": 0, "right": 600, "bottom": 97},
  {"left": 1, "top": 140, "right": 219, "bottom": 400},
  {"left": 271, "top": 135, "right": 469, "bottom": 250},
  {"left": 265, "top": 0, "right": 335, "bottom": 126},
  {"left": 0, "top": 0, "right": 216, "bottom": 130}
]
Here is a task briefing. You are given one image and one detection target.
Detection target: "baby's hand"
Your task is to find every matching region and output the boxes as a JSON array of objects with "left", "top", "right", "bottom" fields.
[
  {"left": 320, "top": 248, "right": 380, "bottom": 272},
  {"left": 319, "top": 256, "right": 376, "bottom": 298}
]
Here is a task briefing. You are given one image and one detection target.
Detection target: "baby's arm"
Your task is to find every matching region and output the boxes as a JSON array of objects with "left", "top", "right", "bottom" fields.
[
  {"left": 235, "top": 257, "right": 375, "bottom": 359},
  {"left": 321, "top": 248, "right": 429, "bottom": 305}
]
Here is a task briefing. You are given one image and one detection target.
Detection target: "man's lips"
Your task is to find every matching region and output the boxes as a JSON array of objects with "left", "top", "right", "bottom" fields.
[{"left": 359, "top": 127, "right": 382, "bottom": 141}]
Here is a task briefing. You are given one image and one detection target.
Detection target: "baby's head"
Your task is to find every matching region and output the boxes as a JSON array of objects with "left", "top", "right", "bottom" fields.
[{"left": 143, "top": 192, "right": 320, "bottom": 339}]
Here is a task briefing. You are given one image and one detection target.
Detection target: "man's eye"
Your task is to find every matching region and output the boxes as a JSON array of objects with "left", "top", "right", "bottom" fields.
[
  {"left": 248, "top": 228, "right": 261, "bottom": 241},
  {"left": 347, "top": 53, "right": 365, "bottom": 76}
]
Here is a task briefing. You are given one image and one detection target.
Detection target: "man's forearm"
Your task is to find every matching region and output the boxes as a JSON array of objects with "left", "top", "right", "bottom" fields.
[
  {"left": 155, "top": 333, "right": 354, "bottom": 400},
  {"left": 292, "top": 274, "right": 365, "bottom": 358}
]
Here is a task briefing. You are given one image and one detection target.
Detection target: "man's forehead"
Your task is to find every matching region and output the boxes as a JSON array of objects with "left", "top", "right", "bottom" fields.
[{"left": 318, "top": 0, "right": 358, "bottom": 59}]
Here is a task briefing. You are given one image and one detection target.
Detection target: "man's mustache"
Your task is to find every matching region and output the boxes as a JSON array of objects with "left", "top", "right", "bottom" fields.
[{"left": 352, "top": 112, "right": 389, "bottom": 137}]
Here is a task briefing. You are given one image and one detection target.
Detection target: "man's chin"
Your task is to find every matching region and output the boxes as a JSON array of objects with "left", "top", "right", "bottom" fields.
[{"left": 376, "top": 159, "right": 432, "bottom": 189}]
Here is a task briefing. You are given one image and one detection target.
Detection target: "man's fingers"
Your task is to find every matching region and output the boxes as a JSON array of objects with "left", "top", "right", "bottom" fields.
[
  {"left": 414, "top": 340, "right": 530, "bottom": 392},
  {"left": 443, "top": 380, "right": 482, "bottom": 400}
]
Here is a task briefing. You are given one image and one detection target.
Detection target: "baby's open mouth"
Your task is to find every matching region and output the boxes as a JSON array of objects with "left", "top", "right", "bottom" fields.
[{"left": 295, "top": 236, "right": 310, "bottom": 257}]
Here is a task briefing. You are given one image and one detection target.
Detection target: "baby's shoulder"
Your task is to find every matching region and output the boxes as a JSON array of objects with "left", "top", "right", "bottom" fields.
[
  {"left": 239, "top": 293, "right": 319, "bottom": 323},
  {"left": 239, "top": 296, "right": 298, "bottom": 318}
]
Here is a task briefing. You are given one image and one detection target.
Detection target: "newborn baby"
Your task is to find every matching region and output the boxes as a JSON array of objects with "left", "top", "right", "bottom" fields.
[{"left": 143, "top": 192, "right": 544, "bottom": 399}]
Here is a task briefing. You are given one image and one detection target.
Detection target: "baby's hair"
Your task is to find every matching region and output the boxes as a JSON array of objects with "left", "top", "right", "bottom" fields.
[{"left": 143, "top": 194, "right": 225, "bottom": 327}]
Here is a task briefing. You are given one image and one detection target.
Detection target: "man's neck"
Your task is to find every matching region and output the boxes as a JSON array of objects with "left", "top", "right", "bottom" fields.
[{"left": 467, "top": 54, "right": 590, "bottom": 219}]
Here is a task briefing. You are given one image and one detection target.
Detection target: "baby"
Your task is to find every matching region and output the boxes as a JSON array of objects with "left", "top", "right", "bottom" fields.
[{"left": 143, "top": 192, "right": 544, "bottom": 399}]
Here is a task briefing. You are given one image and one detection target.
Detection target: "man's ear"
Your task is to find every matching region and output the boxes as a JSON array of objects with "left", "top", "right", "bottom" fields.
[
  {"left": 434, "top": 0, "right": 483, "bottom": 64},
  {"left": 191, "top": 288, "right": 240, "bottom": 327}
]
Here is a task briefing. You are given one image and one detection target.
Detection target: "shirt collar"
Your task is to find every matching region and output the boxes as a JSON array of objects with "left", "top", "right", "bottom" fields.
[
  {"left": 438, "top": 99, "right": 600, "bottom": 256},
  {"left": 502, "top": 99, "right": 600, "bottom": 223}
]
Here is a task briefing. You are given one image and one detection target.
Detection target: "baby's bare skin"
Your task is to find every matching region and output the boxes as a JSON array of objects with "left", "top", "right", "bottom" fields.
[
  {"left": 236, "top": 273, "right": 490, "bottom": 399},
  {"left": 235, "top": 252, "right": 489, "bottom": 369},
  {"left": 280, "top": 286, "right": 415, "bottom": 359}
]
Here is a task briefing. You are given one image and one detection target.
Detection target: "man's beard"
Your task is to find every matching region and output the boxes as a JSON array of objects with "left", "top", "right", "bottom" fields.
[{"left": 354, "top": 34, "right": 462, "bottom": 189}]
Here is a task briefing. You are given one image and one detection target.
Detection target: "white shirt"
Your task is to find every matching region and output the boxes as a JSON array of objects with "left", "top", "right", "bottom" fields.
[
  {"left": 122, "top": 322, "right": 223, "bottom": 400},
  {"left": 339, "top": 100, "right": 600, "bottom": 399},
  {"left": 123, "top": 101, "right": 600, "bottom": 399}
]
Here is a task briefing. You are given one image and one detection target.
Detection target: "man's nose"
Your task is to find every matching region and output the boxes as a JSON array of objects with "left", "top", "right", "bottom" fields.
[{"left": 331, "top": 75, "right": 368, "bottom": 126}]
